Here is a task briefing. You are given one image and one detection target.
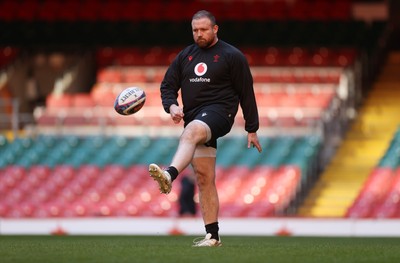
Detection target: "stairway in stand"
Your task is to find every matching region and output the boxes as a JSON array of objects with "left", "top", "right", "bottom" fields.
[{"left": 298, "top": 51, "right": 400, "bottom": 217}]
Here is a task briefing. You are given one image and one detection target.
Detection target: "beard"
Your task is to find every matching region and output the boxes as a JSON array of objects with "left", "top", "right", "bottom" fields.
[{"left": 195, "top": 37, "right": 214, "bottom": 49}]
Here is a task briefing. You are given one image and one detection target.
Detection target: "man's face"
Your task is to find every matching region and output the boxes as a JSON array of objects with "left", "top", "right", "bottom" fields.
[{"left": 192, "top": 17, "right": 218, "bottom": 49}]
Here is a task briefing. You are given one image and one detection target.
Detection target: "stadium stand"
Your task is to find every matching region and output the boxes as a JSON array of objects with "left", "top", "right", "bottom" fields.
[
  {"left": 344, "top": 58, "right": 400, "bottom": 218},
  {"left": 0, "top": 0, "right": 394, "bottom": 219},
  {"left": 0, "top": 135, "right": 319, "bottom": 218},
  {"left": 346, "top": 127, "right": 400, "bottom": 218},
  {"left": 0, "top": 0, "right": 353, "bottom": 23},
  {"left": 299, "top": 51, "right": 400, "bottom": 217}
]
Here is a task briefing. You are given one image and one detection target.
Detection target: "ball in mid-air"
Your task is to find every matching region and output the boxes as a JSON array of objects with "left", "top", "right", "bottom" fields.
[{"left": 114, "top": 87, "right": 146, "bottom": 115}]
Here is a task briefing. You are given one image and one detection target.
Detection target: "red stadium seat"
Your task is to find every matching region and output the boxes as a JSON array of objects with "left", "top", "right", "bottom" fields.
[
  {"left": 0, "top": 203, "right": 10, "bottom": 217},
  {"left": 97, "top": 68, "right": 123, "bottom": 83},
  {"left": 90, "top": 83, "right": 119, "bottom": 107},
  {"left": 123, "top": 68, "right": 148, "bottom": 83},
  {"left": 72, "top": 93, "right": 96, "bottom": 108},
  {"left": 14, "top": 1, "right": 38, "bottom": 21},
  {"left": 46, "top": 93, "right": 73, "bottom": 109},
  {"left": 0, "top": 1, "right": 18, "bottom": 21},
  {"left": 57, "top": 1, "right": 79, "bottom": 22},
  {"left": 77, "top": 0, "right": 100, "bottom": 21},
  {"left": 346, "top": 168, "right": 395, "bottom": 218}
]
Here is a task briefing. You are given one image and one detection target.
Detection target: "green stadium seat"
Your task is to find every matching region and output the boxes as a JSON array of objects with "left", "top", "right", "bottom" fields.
[
  {"left": 0, "top": 133, "right": 325, "bottom": 218},
  {"left": 233, "top": 137, "right": 271, "bottom": 168},
  {"left": 134, "top": 137, "right": 178, "bottom": 165},
  {"left": 378, "top": 131, "right": 400, "bottom": 168},
  {"left": 217, "top": 137, "right": 248, "bottom": 167}
]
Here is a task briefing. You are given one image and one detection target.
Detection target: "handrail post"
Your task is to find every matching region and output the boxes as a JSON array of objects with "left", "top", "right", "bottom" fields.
[{"left": 11, "top": 98, "right": 19, "bottom": 138}]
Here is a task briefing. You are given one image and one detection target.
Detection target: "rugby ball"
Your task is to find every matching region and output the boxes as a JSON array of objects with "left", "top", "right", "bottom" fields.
[{"left": 114, "top": 87, "right": 146, "bottom": 115}]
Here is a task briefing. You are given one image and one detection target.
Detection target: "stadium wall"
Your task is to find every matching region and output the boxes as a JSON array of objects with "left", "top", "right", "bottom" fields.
[{"left": 1, "top": 218, "right": 400, "bottom": 237}]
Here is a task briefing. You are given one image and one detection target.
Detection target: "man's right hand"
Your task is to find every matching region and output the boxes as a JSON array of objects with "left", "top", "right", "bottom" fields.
[{"left": 169, "top": 104, "right": 184, "bottom": 124}]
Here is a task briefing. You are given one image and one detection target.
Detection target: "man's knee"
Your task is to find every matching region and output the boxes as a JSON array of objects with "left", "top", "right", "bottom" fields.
[
  {"left": 181, "top": 121, "right": 209, "bottom": 143},
  {"left": 194, "top": 166, "right": 216, "bottom": 188}
]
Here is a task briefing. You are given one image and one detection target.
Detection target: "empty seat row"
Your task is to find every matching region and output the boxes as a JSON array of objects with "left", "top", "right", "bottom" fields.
[
  {"left": 96, "top": 47, "right": 182, "bottom": 68},
  {"left": 96, "top": 47, "right": 357, "bottom": 68},
  {"left": 240, "top": 47, "right": 357, "bottom": 67},
  {"left": 95, "top": 66, "right": 343, "bottom": 84},
  {"left": 217, "top": 166, "right": 302, "bottom": 217},
  {"left": 0, "top": 135, "right": 175, "bottom": 168},
  {"left": 217, "top": 136, "right": 321, "bottom": 181},
  {"left": 0, "top": 0, "right": 353, "bottom": 22},
  {"left": 0, "top": 135, "right": 320, "bottom": 170},
  {"left": 377, "top": 128, "right": 400, "bottom": 168},
  {"left": 346, "top": 127, "right": 400, "bottom": 218},
  {"left": 346, "top": 167, "right": 400, "bottom": 218},
  {"left": 35, "top": 82, "right": 337, "bottom": 128},
  {"left": 35, "top": 106, "right": 326, "bottom": 128},
  {"left": 0, "top": 164, "right": 301, "bottom": 218},
  {"left": 46, "top": 82, "right": 338, "bottom": 108},
  {"left": 0, "top": 164, "right": 179, "bottom": 218}
]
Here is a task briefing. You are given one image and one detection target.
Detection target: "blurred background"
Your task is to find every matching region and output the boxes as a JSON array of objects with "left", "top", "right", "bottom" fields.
[{"left": 0, "top": 0, "right": 399, "bottom": 234}]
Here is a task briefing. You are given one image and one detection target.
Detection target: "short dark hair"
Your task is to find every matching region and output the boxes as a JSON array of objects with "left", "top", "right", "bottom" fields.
[{"left": 192, "top": 10, "right": 217, "bottom": 26}]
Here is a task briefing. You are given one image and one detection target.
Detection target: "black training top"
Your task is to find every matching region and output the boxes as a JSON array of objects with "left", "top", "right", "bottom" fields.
[{"left": 160, "top": 40, "right": 259, "bottom": 133}]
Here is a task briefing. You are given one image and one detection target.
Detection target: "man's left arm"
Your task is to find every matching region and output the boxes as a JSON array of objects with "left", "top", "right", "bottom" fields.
[{"left": 231, "top": 52, "right": 260, "bottom": 134}]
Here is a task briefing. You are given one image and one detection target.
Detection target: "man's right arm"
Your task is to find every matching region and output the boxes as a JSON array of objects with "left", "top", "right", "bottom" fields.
[{"left": 160, "top": 60, "right": 181, "bottom": 113}]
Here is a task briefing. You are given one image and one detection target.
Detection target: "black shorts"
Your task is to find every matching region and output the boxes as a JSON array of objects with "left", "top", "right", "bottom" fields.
[{"left": 191, "top": 108, "right": 232, "bottom": 149}]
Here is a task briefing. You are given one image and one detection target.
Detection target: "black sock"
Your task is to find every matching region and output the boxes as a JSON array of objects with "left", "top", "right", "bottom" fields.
[
  {"left": 166, "top": 166, "right": 179, "bottom": 182},
  {"left": 205, "top": 222, "right": 219, "bottom": 241}
]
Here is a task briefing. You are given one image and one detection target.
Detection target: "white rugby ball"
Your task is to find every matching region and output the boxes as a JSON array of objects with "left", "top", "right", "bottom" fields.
[{"left": 114, "top": 87, "right": 146, "bottom": 115}]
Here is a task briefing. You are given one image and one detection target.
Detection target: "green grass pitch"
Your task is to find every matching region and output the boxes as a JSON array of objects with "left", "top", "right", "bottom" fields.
[{"left": 1, "top": 235, "right": 400, "bottom": 263}]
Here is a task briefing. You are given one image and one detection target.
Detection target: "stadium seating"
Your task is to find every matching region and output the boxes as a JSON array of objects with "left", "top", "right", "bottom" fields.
[
  {"left": 346, "top": 166, "right": 400, "bottom": 219},
  {"left": 35, "top": 79, "right": 340, "bottom": 129},
  {"left": 0, "top": 0, "right": 353, "bottom": 23},
  {"left": 0, "top": 5, "right": 384, "bottom": 47},
  {"left": 0, "top": 134, "right": 320, "bottom": 218},
  {"left": 0, "top": 135, "right": 320, "bottom": 169},
  {"left": 297, "top": 49, "right": 400, "bottom": 218},
  {"left": 346, "top": 127, "right": 400, "bottom": 218},
  {"left": 27, "top": 37, "right": 348, "bottom": 220},
  {"left": 34, "top": 44, "right": 349, "bottom": 131},
  {"left": 94, "top": 47, "right": 357, "bottom": 68},
  {"left": 0, "top": 164, "right": 299, "bottom": 218},
  {"left": 0, "top": 0, "right": 391, "bottom": 222}
]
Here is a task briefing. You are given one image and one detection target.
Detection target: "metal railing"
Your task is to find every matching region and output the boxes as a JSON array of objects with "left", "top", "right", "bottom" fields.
[{"left": 0, "top": 98, "right": 35, "bottom": 137}]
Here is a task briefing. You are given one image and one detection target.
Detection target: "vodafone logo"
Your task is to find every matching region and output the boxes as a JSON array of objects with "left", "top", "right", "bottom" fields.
[
  {"left": 190, "top": 62, "right": 210, "bottom": 82},
  {"left": 194, "top": 62, "right": 207, "bottom": 76}
]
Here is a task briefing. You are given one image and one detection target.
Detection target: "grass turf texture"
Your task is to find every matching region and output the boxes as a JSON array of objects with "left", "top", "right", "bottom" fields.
[{"left": 1, "top": 235, "right": 400, "bottom": 263}]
